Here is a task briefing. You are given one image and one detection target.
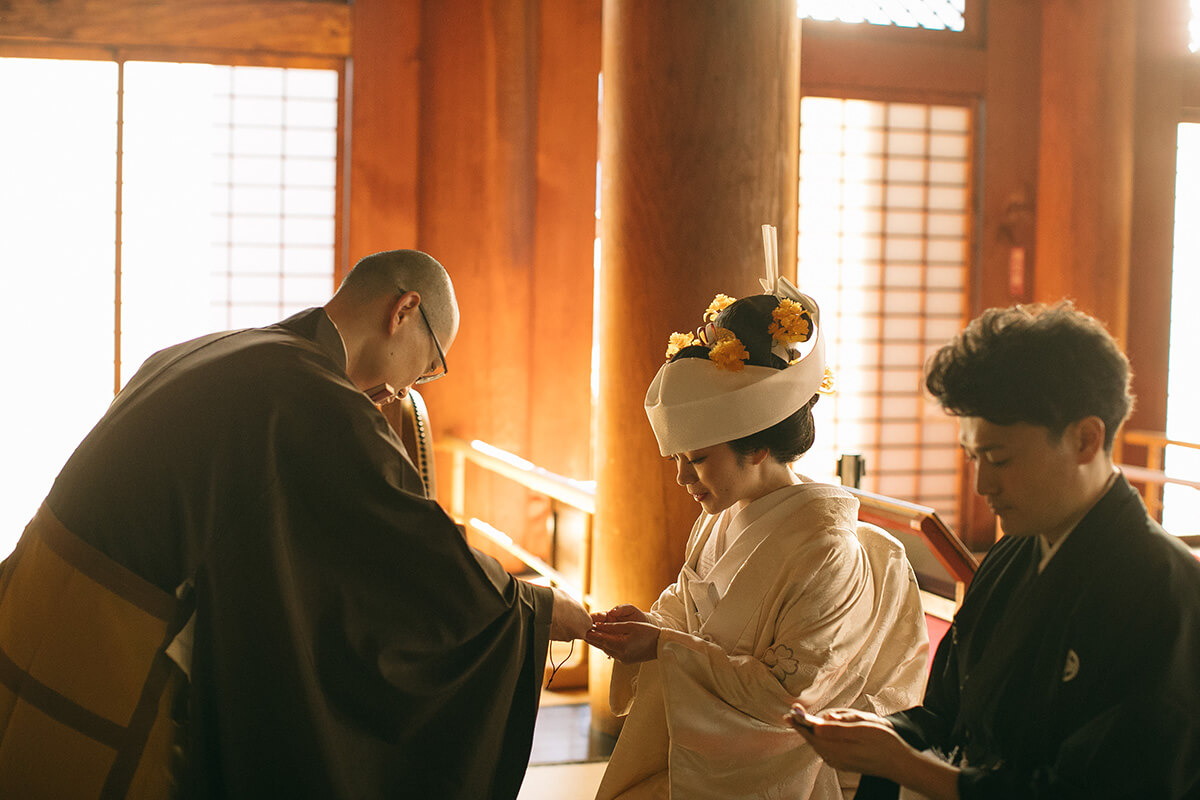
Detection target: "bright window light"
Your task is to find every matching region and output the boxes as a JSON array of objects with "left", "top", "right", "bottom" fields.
[
  {"left": 798, "top": 0, "right": 965, "bottom": 32},
  {"left": 798, "top": 97, "right": 971, "bottom": 529},
  {"left": 0, "top": 59, "right": 118, "bottom": 554},
  {"left": 121, "top": 62, "right": 338, "bottom": 384},
  {"left": 1163, "top": 122, "right": 1200, "bottom": 535},
  {"left": 1192, "top": 0, "right": 1200, "bottom": 52},
  {"left": 0, "top": 58, "right": 337, "bottom": 558}
]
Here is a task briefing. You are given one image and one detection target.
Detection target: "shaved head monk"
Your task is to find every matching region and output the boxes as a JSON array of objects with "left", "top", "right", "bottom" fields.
[{"left": 0, "top": 249, "right": 591, "bottom": 799}]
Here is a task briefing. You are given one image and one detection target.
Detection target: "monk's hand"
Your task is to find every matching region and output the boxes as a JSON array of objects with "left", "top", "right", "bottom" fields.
[
  {"left": 786, "top": 703, "right": 913, "bottom": 779},
  {"left": 585, "top": 620, "right": 660, "bottom": 663},
  {"left": 590, "top": 604, "right": 649, "bottom": 626},
  {"left": 549, "top": 587, "right": 592, "bottom": 641}
]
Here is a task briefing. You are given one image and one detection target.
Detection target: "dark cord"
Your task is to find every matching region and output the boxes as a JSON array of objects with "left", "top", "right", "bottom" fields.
[{"left": 546, "top": 638, "right": 575, "bottom": 688}]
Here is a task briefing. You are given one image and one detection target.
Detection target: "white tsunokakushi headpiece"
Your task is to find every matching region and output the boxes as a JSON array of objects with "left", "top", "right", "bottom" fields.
[{"left": 644, "top": 225, "right": 832, "bottom": 456}]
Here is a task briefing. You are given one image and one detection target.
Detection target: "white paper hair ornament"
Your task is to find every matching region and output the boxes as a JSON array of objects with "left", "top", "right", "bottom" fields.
[{"left": 644, "top": 225, "right": 827, "bottom": 456}]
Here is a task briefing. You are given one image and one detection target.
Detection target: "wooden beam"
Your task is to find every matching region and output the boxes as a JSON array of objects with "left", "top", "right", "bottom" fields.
[
  {"left": 801, "top": 30, "right": 984, "bottom": 98},
  {"left": 0, "top": 0, "right": 350, "bottom": 56}
]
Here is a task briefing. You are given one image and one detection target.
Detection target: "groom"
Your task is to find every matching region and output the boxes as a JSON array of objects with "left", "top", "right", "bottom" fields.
[{"left": 791, "top": 302, "right": 1200, "bottom": 799}]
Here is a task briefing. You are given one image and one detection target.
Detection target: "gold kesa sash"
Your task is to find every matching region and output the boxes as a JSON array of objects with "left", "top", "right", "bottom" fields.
[{"left": 0, "top": 504, "right": 188, "bottom": 798}]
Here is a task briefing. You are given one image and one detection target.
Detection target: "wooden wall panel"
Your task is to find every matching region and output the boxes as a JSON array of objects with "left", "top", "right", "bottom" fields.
[
  {"left": 414, "top": 0, "right": 536, "bottom": 568},
  {"left": 1185, "top": 61, "right": 1200, "bottom": 109},
  {"left": 977, "top": 1, "right": 1041, "bottom": 312},
  {"left": 346, "top": 0, "right": 420, "bottom": 277},
  {"left": 527, "top": 0, "right": 601, "bottom": 486},
  {"left": 1034, "top": 0, "right": 1137, "bottom": 342},
  {"left": 408, "top": 0, "right": 600, "bottom": 571},
  {"left": 0, "top": 0, "right": 350, "bottom": 55}
]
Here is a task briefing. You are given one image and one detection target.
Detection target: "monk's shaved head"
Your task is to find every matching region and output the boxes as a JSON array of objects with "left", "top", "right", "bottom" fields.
[{"left": 332, "top": 249, "right": 459, "bottom": 344}]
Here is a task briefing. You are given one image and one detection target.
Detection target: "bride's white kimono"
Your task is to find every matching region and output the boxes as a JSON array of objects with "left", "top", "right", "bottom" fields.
[{"left": 595, "top": 482, "right": 929, "bottom": 800}]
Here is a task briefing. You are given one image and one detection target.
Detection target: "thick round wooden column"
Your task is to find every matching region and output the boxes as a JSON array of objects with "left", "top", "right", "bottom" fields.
[
  {"left": 589, "top": 0, "right": 799, "bottom": 733},
  {"left": 1034, "top": 0, "right": 1136, "bottom": 341}
]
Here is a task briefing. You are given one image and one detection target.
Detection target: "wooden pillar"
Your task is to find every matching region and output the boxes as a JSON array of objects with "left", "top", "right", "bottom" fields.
[
  {"left": 1125, "top": 0, "right": 1188, "bottom": 451},
  {"left": 590, "top": 0, "right": 800, "bottom": 733},
  {"left": 1034, "top": 0, "right": 1137, "bottom": 341}
]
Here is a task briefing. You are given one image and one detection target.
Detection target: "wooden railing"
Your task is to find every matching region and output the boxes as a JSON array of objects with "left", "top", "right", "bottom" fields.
[
  {"left": 439, "top": 436, "right": 595, "bottom": 605},
  {"left": 1118, "top": 429, "right": 1200, "bottom": 523},
  {"left": 438, "top": 435, "right": 980, "bottom": 607},
  {"left": 437, "top": 436, "right": 988, "bottom": 680},
  {"left": 437, "top": 436, "right": 595, "bottom": 689},
  {"left": 842, "top": 486, "right": 978, "bottom": 605}
]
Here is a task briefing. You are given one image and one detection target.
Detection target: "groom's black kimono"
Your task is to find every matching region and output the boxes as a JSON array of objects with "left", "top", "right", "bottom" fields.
[{"left": 858, "top": 474, "right": 1200, "bottom": 799}]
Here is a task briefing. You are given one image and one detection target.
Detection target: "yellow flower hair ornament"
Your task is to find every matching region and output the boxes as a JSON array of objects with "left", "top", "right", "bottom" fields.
[
  {"left": 707, "top": 327, "right": 749, "bottom": 372},
  {"left": 704, "top": 293, "right": 736, "bottom": 322},
  {"left": 665, "top": 331, "right": 698, "bottom": 360},
  {"left": 818, "top": 366, "right": 836, "bottom": 394},
  {"left": 769, "top": 298, "right": 813, "bottom": 346}
]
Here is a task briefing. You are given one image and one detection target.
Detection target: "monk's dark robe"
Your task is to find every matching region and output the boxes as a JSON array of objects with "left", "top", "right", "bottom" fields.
[
  {"left": 40, "top": 307, "right": 552, "bottom": 799},
  {"left": 857, "top": 474, "right": 1200, "bottom": 799}
]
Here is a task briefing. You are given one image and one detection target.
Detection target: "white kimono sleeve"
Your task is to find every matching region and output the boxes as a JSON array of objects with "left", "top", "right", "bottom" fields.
[
  {"left": 660, "top": 539, "right": 871, "bottom": 721},
  {"left": 656, "top": 537, "right": 913, "bottom": 798},
  {"left": 608, "top": 572, "right": 691, "bottom": 717}
]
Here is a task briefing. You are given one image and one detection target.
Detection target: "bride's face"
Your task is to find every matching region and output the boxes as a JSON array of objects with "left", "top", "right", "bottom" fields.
[{"left": 670, "top": 443, "right": 759, "bottom": 515}]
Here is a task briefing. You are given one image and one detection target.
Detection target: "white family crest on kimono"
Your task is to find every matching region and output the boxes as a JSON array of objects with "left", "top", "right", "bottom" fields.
[{"left": 596, "top": 481, "right": 929, "bottom": 800}]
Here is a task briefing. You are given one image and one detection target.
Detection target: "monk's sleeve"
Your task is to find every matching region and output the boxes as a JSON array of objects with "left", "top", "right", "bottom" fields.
[{"left": 260, "top": 378, "right": 553, "bottom": 797}]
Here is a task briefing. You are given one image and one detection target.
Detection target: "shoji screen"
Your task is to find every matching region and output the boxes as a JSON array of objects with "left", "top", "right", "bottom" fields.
[{"left": 797, "top": 97, "right": 972, "bottom": 528}]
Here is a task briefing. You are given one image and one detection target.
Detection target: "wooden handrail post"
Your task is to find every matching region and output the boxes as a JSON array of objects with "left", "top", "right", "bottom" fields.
[
  {"left": 451, "top": 450, "right": 466, "bottom": 521},
  {"left": 1146, "top": 441, "right": 1164, "bottom": 518}
]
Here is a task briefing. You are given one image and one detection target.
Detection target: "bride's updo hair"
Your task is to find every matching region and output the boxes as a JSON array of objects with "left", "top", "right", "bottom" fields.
[{"left": 669, "top": 295, "right": 819, "bottom": 464}]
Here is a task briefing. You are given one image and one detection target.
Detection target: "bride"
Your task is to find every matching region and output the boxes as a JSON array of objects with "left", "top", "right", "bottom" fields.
[{"left": 586, "top": 228, "right": 929, "bottom": 800}]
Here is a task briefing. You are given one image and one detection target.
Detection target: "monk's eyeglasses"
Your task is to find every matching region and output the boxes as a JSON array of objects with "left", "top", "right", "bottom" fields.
[{"left": 400, "top": 289, "right": 448, "bottom": 384}]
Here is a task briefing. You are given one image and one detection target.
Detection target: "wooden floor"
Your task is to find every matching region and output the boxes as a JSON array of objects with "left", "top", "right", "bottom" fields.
[
  {"left": 518, "top": 689, "right": 615, "bottom": 800},
  {"left": 518, "top": 762, "right": 608, "bottom": 800}
]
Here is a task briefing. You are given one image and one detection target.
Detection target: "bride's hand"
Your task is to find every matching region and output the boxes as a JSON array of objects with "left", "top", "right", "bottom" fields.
[
  {"left": 585, "top": 620, "right": 660, "bottom": 663},
  {"left": 590, "top": 603, "right": 649, "bottom": 625}
]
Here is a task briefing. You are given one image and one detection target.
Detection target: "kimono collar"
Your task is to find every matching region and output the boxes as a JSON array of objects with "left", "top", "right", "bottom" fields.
[
  {"left": 694, "top": 483, "right": 859, "bottom": 643},
  {"left": 276, "top": 307, "right": 350, "bottom": 374},
  {"left": 1046, "top": 471, "right": 1141, "bottom": 568},
  {"left": 1037, "top": 469, "right": 1119, "bottom": 572}
]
